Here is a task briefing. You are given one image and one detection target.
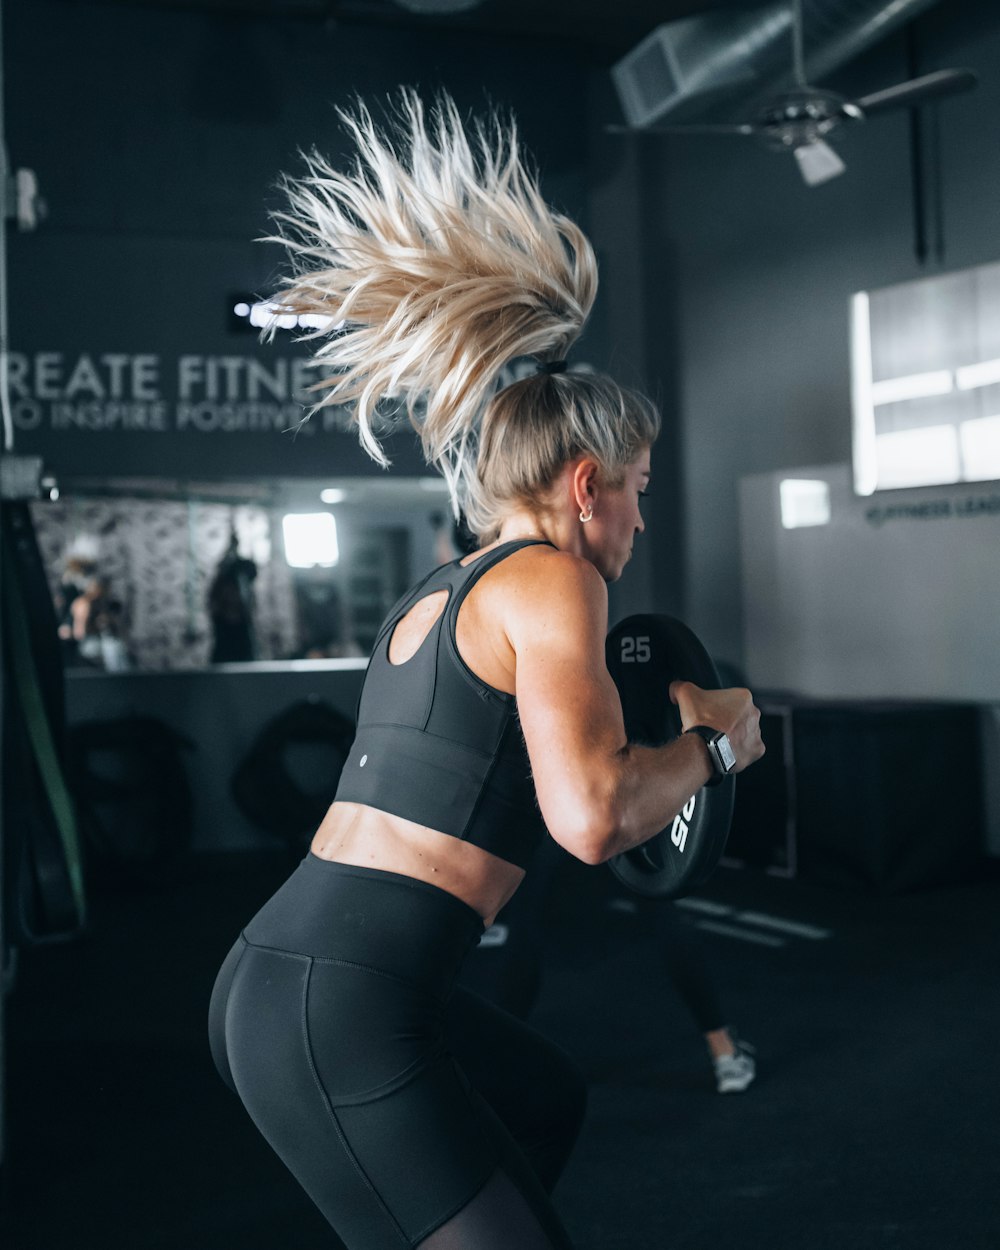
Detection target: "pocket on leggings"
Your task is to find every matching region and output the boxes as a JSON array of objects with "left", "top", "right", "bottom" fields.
[{"left": 305, "top": 958, "right": 445, "bottom": 1102}]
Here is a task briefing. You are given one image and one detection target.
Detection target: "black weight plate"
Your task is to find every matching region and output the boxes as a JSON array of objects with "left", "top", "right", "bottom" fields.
[{"left": 605, "top": 614, "right": 735, "bottom": 899}]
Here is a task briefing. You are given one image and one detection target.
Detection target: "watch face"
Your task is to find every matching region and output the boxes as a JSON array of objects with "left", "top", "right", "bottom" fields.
[{"left": 715, "top": 734, "right": 737, "bottom": 773}]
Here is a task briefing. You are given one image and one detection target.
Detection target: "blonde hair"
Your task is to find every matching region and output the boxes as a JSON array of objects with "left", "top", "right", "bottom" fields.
[{"left": 268, "top": 90, "right": 659, "bottom": 540}]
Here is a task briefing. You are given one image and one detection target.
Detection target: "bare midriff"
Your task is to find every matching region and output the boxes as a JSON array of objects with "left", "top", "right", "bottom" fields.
[
  {"left": 310, "top": 805, "right": 526, "bottom": 927},
  {"left": 310, "top": 541, "right": 538, "bottom": 928}
]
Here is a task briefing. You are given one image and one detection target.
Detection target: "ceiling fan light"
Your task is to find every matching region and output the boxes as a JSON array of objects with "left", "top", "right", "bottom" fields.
[{"left": 793, "top": 139, "right": 845, "bottom": 186}]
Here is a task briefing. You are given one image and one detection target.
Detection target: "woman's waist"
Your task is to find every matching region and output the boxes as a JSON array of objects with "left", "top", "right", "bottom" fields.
[
  {"left": 242, "top": 851, "right": 488, "bottom": 998},
  {"left": 311, "top": 803, "right": 525, "bottom": 927}
]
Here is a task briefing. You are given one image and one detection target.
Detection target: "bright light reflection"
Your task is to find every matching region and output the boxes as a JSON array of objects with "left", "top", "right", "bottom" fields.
[
  {"left": 851, "top": 291, "right": 878, "bottom": 496},
  {"left": 870, "top": 370, "right": 954, "bottom": 406},
  {"left": 320, "top": 488, "right": 346, "bottom": 504},
  {"left": 779, "top": 479, "right": 831, "bottom": 530},
  {"left": 282, "top": 513, "right": 340, "bottom": 568},
  {"left": 233, "top": 301, "right": 338, "bottom": 332},
  {"left": 955, "top": 358, "right": 1000, "bottom": 391},
  {"left": 959, "top": 414, "right": 1000, "bottom": 479},
  {"left": 874, "top": 425, "right": 960, "bottom": 489}
]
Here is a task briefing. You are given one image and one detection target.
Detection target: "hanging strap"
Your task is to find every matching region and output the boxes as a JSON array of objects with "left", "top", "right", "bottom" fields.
[{"left": 2, "top": 529, "right": 86, "bottom": 930}]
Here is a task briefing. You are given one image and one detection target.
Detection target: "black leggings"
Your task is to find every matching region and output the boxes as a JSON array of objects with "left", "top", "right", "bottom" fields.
[
  {"left": 647, "top": 901, "right": 726, "bottom": 1035},
  {"left": 209, "top": 855, "right": 585, "bottom": 1249}
]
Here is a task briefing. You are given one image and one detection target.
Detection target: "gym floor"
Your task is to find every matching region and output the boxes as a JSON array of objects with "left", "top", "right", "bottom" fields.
[{"left": 3, "top": 849, "right": 998, "bottom": 1249}]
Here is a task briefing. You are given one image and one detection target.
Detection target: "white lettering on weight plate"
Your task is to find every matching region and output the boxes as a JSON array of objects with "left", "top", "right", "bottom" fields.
[{"left": 671, "top": 816, "right": 689, "bottom": 853}]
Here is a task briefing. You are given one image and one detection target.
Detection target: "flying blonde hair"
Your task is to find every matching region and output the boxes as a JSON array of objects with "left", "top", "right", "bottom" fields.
[{"left": 268, "top": 90, "right": 658, "bottom": 540}]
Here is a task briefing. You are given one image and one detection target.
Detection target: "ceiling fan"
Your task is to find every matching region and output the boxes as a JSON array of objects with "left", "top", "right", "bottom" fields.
[{"left": 612, "top": 0, "right": 977, "bottom": 186}]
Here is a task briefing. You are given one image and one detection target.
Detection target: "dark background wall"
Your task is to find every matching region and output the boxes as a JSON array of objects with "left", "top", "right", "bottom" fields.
[{"left": 5, "top": 0, "right": 608, "bottom": 477}]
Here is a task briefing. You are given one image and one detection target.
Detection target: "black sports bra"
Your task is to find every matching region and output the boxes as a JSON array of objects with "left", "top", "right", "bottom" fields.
[{"left": 333, "top": 539, "right": 554, "bottom": 869}]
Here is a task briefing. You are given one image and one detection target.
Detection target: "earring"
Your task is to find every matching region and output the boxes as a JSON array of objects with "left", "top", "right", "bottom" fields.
[{"left": 579, "top": 506, "right": 594, "bottom": 524}]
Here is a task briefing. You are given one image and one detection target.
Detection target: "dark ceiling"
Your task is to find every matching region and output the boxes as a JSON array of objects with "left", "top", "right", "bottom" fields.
[{"left": 105, "top": 0, "right": 771, "bottom": 61}]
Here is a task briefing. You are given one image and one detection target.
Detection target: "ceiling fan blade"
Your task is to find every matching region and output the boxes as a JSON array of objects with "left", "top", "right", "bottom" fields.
[
  {"left": 604, "top": 123, "right": 756, "bottom": 137},
  {"left": 854, "top": 68, "right": 977, "bottom": 117},
  {"left": 634, "top": 123, "right": 756, "bottom": 137},
  {"left": 793, "top": 139, "right": 845, "bottom": 186}
]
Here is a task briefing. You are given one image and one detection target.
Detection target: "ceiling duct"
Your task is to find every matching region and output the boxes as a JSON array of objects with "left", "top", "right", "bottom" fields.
[
  {"left": 612, "top": 0, "right": 947, "bottom": 129},
  {"left": 394, "top": 0, "right": 482, "bottom": 11}
]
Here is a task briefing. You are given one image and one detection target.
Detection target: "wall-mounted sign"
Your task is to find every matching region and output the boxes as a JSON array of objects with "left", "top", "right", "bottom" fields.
[
  {"left": 11, "top": 350, "right": 344, "bottom": 436},
  {"left": 9, "top": 350, "right": 594, "bottom": 482},
  {"left": 8, "top": 349, "right": 427, "bottom": 480},
  {"left": 863, "top": 492, "right": 1000, "bottom": 526}
]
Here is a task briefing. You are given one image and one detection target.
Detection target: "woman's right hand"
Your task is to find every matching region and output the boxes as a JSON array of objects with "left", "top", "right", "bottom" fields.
[{"left": 668, "top": 680, "right": 765, "bottom": 773}]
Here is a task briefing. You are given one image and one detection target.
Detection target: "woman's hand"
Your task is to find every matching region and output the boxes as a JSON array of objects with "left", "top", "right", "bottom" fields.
[{"left": 668, "top": 681, "right": 766, "bottom": 774}]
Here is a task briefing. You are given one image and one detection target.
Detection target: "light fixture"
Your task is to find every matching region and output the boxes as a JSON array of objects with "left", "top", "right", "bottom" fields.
[
  {"left": 320, "top": 488, "right": 347, "bottom": 504},
  {"left": 232, "top": 300, "right": 339, "bottom": 333},
  {"left": 793, "top": 141, "right": 845, "bottom": 187},
  {"left": 282, "top": 513, "right": 340, "bottom": 568},
  {"left": 779, "top": 479, "right": 831, "bottom": 529}
]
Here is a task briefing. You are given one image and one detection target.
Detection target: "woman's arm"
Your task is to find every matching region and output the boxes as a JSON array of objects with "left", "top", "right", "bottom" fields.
[
  {"left": 509, "top": 551, "right": 763, "bottom": 865},
  {"left": 70, "top": 596, "right": 91, "bottom": 642}
]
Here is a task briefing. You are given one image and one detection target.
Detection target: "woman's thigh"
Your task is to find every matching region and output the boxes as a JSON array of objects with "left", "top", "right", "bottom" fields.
[
  {"left": 212, "top": 940, "right": 580, "bottom": 1248},
  {"left": 445, "top": 986, "right": 587, "bottom": 1194}
]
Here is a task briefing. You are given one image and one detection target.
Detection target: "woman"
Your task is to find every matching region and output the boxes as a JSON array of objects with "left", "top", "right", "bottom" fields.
[{"left": 209, "top": 92, "right": 764, "bottom": 1249}]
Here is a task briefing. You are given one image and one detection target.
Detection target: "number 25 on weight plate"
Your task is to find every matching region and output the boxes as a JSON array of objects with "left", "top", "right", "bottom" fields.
[{"left": 620, "top": 636, "right": 651, "bottom": 664}]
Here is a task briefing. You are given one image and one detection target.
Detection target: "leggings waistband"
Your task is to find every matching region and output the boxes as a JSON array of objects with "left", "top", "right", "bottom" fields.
[{"left": 241, "top": 855, "right": 486, "bottom": 999}]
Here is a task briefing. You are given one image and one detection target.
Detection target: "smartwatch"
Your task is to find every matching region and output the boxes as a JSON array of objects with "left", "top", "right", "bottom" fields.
[{"left": 685, "top": 726, "right": 737, "bottom": 787}]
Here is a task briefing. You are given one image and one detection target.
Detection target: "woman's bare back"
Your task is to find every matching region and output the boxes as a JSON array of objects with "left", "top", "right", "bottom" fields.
[{"left": 310, "top": 543, "right": 550, "bottom": 925}]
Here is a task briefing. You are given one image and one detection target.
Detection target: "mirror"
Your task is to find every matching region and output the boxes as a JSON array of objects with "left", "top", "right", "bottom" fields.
[{"left": 33, "top": 476, "right": 461, "bottom": 672}]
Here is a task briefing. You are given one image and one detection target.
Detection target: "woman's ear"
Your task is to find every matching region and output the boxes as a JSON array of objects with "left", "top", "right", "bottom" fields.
[{"left": 571, "top": 457, "right": 601, "bottom": 515}]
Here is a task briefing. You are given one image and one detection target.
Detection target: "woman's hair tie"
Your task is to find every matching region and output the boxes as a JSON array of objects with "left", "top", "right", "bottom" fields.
[{"left": 537, "top": 359, "right": 568, "bottom": 375}]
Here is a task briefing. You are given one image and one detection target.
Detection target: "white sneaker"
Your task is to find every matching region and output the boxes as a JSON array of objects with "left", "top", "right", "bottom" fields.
[{"left": 713, "top": 1040, "right": 756, "bottom": 1094}]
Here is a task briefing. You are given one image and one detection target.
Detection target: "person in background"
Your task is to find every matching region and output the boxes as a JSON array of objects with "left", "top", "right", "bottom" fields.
[
  {"left": 207, "top": 530, "right": 258, "bottom": 663},
  {"left": 69, "top": 574, "right": 131, "bottom": 672},
  {"left": 55, "top": 556, "right": 95, "bottom": 664},
  {"left": 643, "top": 898, "right": 756, "bottom": 1093}
]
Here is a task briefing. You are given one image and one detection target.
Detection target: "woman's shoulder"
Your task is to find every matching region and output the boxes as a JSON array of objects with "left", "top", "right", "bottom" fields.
[{"left": 493, "top": 543, "right": 607, "bottom": 627}]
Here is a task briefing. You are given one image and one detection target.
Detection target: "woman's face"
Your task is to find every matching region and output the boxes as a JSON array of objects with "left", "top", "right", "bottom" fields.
[{"left": 589, "top": 448, "right": 651, "bottom": 583}]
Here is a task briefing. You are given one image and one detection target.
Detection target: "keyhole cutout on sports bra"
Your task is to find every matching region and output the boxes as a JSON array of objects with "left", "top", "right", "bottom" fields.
[{"left": 388, "top": 590, "right": 450, "bottom": 666}]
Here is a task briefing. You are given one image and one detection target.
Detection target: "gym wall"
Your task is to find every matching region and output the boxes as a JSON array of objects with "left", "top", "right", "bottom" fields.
[
  {"left": 739, "top": 465, "right": 1000, "bottom": 703},
  {"left": 628, "top": 0, "right": 1000, "bottom": 870},
  {"left": 4, "top": 1, "right": 603, "bottom": 483},
  {"left": 637, "top": 0, "right": 1000, "bottom": 673},
  {"left": 738, "top": 463, "right": 1000, "bottom": 858},
  {"left": 66, "top": 663, "right": 367, "bottom": 853}
]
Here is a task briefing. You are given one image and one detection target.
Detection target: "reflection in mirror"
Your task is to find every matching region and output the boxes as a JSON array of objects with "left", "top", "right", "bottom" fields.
[{"left": 31, "top": 477, "right": 457, "bottom": 671}]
